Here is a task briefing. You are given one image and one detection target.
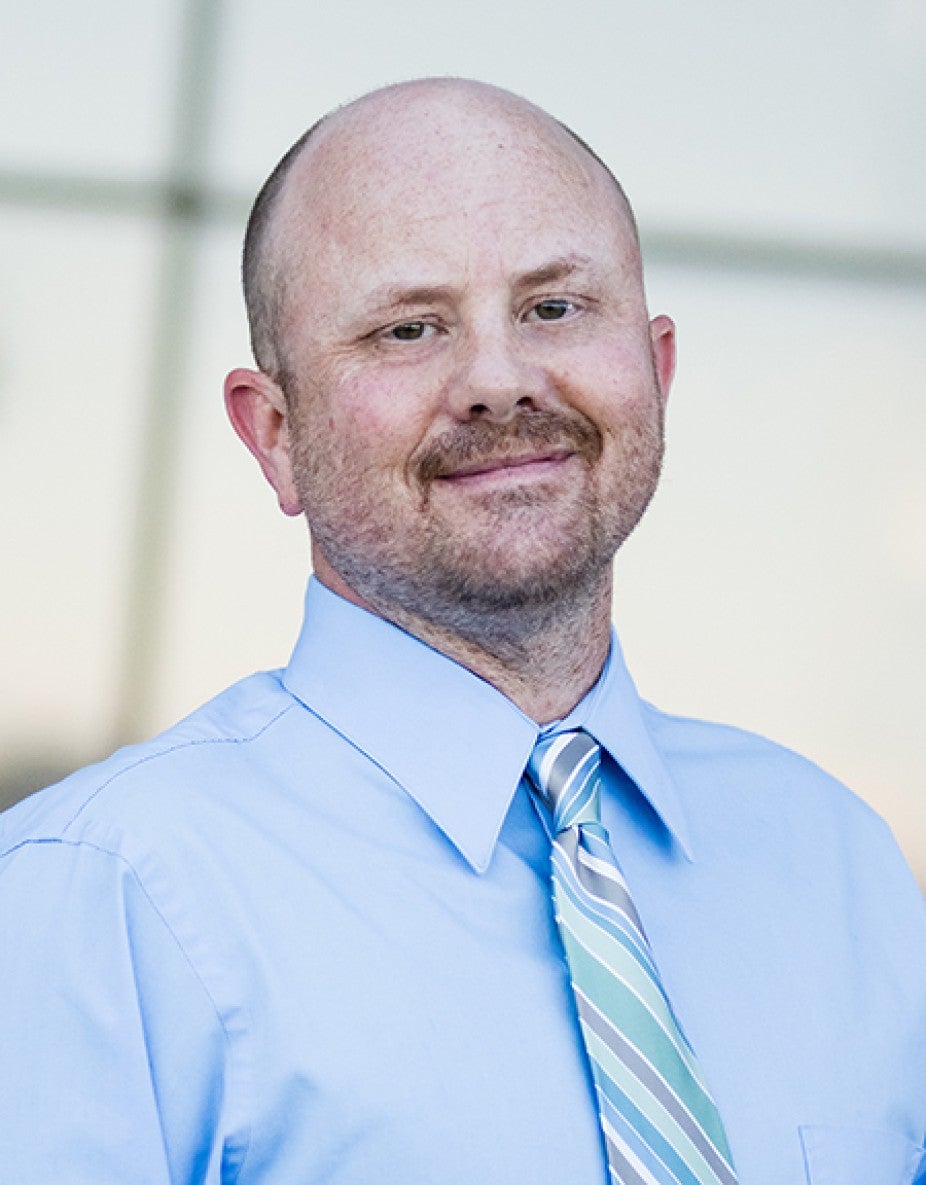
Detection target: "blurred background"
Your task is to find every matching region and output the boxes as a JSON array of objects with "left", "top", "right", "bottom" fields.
[{"left": 1, "top": 0, "right": 923, "bottom": 879}]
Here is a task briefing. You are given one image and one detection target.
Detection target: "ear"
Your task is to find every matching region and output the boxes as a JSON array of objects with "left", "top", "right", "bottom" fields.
[
  {"left": 224, "top": 367, "right": 303, "bottom": 516},
  {"left": 648, "top": 314, "right": 676, "bottom": 406}
]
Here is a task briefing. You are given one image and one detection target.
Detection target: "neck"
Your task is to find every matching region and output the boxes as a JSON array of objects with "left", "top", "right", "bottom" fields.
[{"left": 314, "top": 556, "right": 614, "bottom": 724}]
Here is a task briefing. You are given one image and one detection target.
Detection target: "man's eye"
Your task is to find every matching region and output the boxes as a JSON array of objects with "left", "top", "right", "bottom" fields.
[
  {"left": 531, "top": 299, "right": 574, "bottom": 322},
  {"left": 388, "top": 321, "right": 429, "bottom": 341}
]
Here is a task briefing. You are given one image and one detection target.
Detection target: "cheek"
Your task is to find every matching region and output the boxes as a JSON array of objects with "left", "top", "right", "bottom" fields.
[
  {"left": 557, "top": 341, "right": 658, "bottom": 423},
  {"left": 310, "top": 374, "right": 435, "bottom": 481},
  {"left": 342, "top": 364, "right": 439, "bottom": 436}
]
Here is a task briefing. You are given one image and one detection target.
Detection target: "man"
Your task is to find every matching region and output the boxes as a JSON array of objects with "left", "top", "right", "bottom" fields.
[{"left": 1, "top": 78, "right": 924, "bottom": 1184}]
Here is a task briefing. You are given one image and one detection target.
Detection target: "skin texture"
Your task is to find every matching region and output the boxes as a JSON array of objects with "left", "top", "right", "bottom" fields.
[{"left": 225, "top": 79, "right": 675, "bottom": 722}]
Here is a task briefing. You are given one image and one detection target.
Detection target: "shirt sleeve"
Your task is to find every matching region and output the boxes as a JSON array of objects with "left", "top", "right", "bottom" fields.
[{"left": 0, "top": 837, "right": 234, "bottom": 1184}]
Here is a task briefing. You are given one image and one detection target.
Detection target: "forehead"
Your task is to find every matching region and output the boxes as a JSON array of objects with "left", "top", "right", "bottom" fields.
[{"left": 271, "top": 88, "right": 638, "bottom": 309}]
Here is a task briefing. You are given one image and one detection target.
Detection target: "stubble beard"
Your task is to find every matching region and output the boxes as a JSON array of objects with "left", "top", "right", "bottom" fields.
[{"left": 292, "top": 404, "right": 664, "bottom": 652}]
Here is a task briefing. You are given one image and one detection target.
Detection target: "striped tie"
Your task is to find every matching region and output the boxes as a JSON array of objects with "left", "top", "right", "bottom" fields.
[{"left": 526, "top": 730, "right": 738, "bottom": 1185}]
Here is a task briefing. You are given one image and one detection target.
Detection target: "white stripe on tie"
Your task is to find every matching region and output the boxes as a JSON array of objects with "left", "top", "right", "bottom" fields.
[{"left": 526, "top": 729, "right": 739, "bottom": 1185}]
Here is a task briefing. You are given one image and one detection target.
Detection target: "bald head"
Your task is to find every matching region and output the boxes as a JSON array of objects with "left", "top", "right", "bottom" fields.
[{"left": 242, "top": 78, "right": 640, "bottom": 381}]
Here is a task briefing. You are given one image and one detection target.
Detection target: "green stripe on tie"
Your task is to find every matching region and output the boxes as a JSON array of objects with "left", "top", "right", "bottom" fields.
[{"left": 526, "top": 729, "right": 738, "bottom": 1185}]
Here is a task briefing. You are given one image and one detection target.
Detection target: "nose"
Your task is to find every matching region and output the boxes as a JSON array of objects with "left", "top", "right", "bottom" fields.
[{"left": 444, "top": 322, "right": 544, "bottom": 422}]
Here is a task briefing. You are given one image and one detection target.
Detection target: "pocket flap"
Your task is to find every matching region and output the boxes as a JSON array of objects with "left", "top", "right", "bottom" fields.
[{"left": 800, "top": 1125, "right": 925, "bottom": 1185}]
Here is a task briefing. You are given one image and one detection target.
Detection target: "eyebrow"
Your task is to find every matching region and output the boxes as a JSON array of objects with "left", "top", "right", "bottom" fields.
[
  {"left": 359, "top": 284, "right": 455, "bottom": 316},
  {"left": 515, "top": 253, "right": 598, "bottom": 289},
  {"left": 357, "top": 254, "right": 601, "bottom": 319}
]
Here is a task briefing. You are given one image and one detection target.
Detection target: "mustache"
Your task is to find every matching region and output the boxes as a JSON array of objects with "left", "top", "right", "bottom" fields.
[{"left": 415, "top": 410, "right": 602, "bottom": 485}]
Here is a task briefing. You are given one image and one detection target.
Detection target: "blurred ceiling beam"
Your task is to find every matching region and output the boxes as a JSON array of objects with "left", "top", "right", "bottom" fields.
[{"left": 2, "top": 167, "right": 924, "bottom": 289}]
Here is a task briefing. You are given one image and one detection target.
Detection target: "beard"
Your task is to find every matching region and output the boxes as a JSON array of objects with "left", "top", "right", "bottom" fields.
[
  {"left": 290, "top": 400, "right": 664, "bottom": 646},
  {"left": 411, "top": 410, "right": 648, "bottom": 607}
]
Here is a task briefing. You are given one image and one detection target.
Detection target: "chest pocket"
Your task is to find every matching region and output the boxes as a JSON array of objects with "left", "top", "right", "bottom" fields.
[{"left": 800, "top": 1126, "right": 925, "bottom": 1185}]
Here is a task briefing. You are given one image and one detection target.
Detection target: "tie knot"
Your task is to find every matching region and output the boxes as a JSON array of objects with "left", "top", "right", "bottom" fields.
[{"left": 526, "top": 730, "right": 603, "bottom": 833}]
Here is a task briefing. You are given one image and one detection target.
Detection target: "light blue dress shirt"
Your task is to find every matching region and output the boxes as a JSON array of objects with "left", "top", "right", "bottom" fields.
[{"left": 2, "top": 578, "right": 925, "bottom": 1184}]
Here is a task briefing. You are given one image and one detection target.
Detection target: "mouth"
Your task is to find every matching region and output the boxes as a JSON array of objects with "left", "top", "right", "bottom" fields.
[
  {"left": 434, "top": 448, "right": 577, "bottom": 486},
  {"left": 415, "top": 410, "right": 602, "bottom": 491}
]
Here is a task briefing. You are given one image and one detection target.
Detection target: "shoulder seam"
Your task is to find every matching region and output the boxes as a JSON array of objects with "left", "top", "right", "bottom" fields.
[
  {"left": 60, "top": 701, "right": 296, "bottom": 834},
  {"left": 0, "top": 834, "right": 254, "bottom": 1177},
  {"left": 640, "top": 699, "right": 804, "bottom": 756}
]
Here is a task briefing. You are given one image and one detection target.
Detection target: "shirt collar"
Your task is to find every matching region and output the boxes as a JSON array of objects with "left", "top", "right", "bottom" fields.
[
  {"left": 283, "top": 578, "right": 693, "bottom": 872},
  {"left": 564, "top": 642, "right": 694, "bottom": 860}
]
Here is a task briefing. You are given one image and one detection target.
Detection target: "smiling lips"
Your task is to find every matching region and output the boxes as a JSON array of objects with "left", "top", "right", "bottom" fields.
[
  {"left": 415, "top": 410, "right": 602, "bottom": 487},
  {"left": 435, "top": 449, "right": 576, "bottom": 484}
]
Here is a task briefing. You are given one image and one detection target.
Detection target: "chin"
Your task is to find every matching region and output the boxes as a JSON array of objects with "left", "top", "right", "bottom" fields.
[{"left": 428, "top": 541, "right": 612, "bottom": 613}]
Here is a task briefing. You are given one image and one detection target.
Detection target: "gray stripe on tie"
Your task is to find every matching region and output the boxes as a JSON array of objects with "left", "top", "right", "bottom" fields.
[
  {"left": 551, "top": 743, "right": 599, "bottom": 825},
  {"left": 546, "top": 733, "right": 598, "bottom": 805},
  {"left": 576, "top": 990, "right": 737, "bottom": 1185},
  {"left": 553, "top": 840, "right": 657, "bottom": 976},
  {"left": 574, "top": 845, "right": 645, "bottom": 935},
  {"left": 603, "top": 1131, "right": 654, "bottom": 1185}
]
